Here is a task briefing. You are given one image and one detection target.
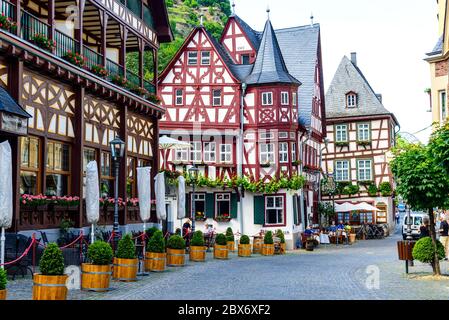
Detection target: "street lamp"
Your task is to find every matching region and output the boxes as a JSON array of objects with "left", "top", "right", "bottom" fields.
[
  {"left": 110, "top": 136, "right": 125, "bottom": 245},
  {"left": 188, "top": 165, "right": 199, "bottom": 233}
]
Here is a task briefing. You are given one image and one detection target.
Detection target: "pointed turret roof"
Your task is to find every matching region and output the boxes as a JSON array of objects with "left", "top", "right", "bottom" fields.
[{"left": 245, "top": 19, "right": 300, "bottom": 85}]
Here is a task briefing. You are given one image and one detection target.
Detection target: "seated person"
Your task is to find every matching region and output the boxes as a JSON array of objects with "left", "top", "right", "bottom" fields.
[
  {"left": 337, "top": 221, "right": 345, "bottom": 230},
  {"left": 328, "top": 221, "right": 337, "bottom": 236},
  {"left": 304, "top": 226, "right": 320, "bottom": 244}
]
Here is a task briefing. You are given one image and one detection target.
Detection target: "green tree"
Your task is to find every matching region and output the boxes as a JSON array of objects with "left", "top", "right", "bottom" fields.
[{"left": 391, "top": 138, "right": 449, "bottom": 275}]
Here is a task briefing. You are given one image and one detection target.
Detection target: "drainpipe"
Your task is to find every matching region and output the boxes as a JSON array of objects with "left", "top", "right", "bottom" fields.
[
  {"left": 238, "top": 83, "right": 247, "bottom": 235},
  {"left": 299, "top": 129, "right": 311, "bottom": 230}
]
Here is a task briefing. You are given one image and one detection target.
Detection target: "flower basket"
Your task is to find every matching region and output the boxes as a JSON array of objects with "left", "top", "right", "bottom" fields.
[
  {"left": 195, "top": 212, "right": 206, "bottom": 221},
  {"left": 0, "top": 14, "right": 16, "bottom": 32},
  {"left": 357, "top": 140, "right": 371, "bottom": 147},
  {"left": 91, "top": 64, "right": 108, "bottom": 77},
  {"left": 148, "top": 94, "right": 161, "bottom": 104},
  {"left": 110, "top": 74, "right": 128, "bottom": 87},
  {"left": 215, "top": 214, "right": 231, "bottom": 222},
  {"left": 63, "top": 51, "right": 86, "bottom": 67},
  {"left": 30, "top": 33, "right": 56, "bottom": 51},
  {"left": 335, "top": 141, "right": 349, "bottom": 147}
]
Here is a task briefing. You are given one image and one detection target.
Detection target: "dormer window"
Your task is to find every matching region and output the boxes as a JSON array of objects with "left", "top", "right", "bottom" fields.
[{"left": 346, "top": 92, "right": 357, "bottom": 108}]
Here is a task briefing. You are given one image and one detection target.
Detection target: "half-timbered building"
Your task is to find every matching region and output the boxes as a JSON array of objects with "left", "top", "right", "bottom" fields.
[
  {"left": 0, "top": 0, "right": 172, "bottom": 238},
  {"left": 322, "top": 53, "right": 399, "bottom": 227},
  {"left": 159, "top": 11, "right": 326, "bottom": 248}
]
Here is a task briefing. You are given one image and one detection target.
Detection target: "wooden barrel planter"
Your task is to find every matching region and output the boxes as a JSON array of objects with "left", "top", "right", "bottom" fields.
[
  {"left": 81, "top": 263, "right": 112, "bottom": 292},
  {"left": 167, "top": 248, "right": 186, "bottom": 267},
  {"left": 190, "top": 246, "right": 207, "bottom": 262},
  {"left": 280, "top": 243, "right": 286, "bottom": 254},
  {"left": 349, "top": 234, "right": 356, "bottom": 244},
  {"left": 238, "top": 244, "right": 251, "bottom": 257},
  {"left": 227, "top": 241, "right": 235, "bottom": 252},
  {"left": 0, "top": 290, "right": 6, "bottom": 300},
  {"left": 253, "top": 238, "right": 263, "bottom": 254},
  {"left": 32, "top": 274, "right": 68, "bottom": 300},
  {"left": 214, "top": 245, "right": 229, "bottom": 259},
  {"left": 145, "top": 252, "right": 166, "bottom": 272},
  {"left": 261, "top": 244, "right": 274, "bottom": 256},
  {"left": 112, "top": 257, "right": 138, "bottom": 281}
]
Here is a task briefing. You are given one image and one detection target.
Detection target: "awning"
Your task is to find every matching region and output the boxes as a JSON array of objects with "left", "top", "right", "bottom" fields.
[
  {"left": 159, "top": 135, "right": 191, "bottom": 150},
  {"left": 0, "top": 86, "right": 31, "bottom": 118},
  {"left": 335, "top": 202, "right": 381, "bottom": 212},
  {"left": 0, "top": 86, "right": 31, "bottom": 136}
]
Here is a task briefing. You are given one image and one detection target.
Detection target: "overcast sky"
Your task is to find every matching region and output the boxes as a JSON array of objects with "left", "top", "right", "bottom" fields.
[{"left": 232, "top": 0, "right": 437, "bottom": 143}]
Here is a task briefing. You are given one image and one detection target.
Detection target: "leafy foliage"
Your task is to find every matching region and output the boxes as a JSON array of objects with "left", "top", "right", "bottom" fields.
[
  {"left": 264, "top": 231, "right": 274, "bottom": 245},
  {"left": 39, "top": 243, "right": 65, "bottom": 276},
  {"left": 167, "top": 235, "right": 186, "bottom": 250},
  {"left": 379, "top": 182, "right": 393, "bottom": 196},
  {"left": 116, "top": 234, "right": 137, "bottom": 259},
  {"left": 0, "top": 268, "right": 6, "bottom": 290},
  {"left": 413, "top": 237, "right": 445, "bottom": 264},
  {"left": 367, "top": 183, "right": 379, "bottom": 196},
  {"left": 276, "top": 230, "right": 285, "bottom": 244},
  {"left": 342, "top": 183, "right": 360, "bottom": 195},
  {"left": 215, "top": 233, "right": 227, "bottom": 245},
  {"left": 147, "top": 230, "right": 165, "bottom": 253},
  {"left": 87, "top": 241, "right": 113, "bottom": 265},
  {"left": 239, "top": 235, "right": 250, "bottom": 245},
  {"left": 190, "top": 230, "right": 205, "bottom": 246},
  {"left": 318, "top": 202, "right": 335, "bottom": 226},
  {"left": 225, "top": 227, "right": 234, "bottom": 242},
  {"left": 146, "top": 227, "right": 160, "bottom": 240}
]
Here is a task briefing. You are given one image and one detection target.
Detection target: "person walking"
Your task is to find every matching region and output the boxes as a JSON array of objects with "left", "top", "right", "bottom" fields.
[
  {"left": 419, "top": 216, "right": 430, "bottom": 239},
  {"left": 395, "top": 211, "right": 400, "bottom": 224},
  {"left": 439, "top": 215, "right": 449, "bottom": 260}
]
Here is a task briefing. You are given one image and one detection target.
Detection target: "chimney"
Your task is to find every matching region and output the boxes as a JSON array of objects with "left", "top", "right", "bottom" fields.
[{"left": 350, "top": 52, "right": 357, "bottom": 66}]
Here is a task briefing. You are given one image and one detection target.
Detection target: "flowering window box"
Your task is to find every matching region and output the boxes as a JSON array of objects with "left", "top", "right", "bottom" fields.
[
  {"left": 215, "top": 214, "right": 232, "bottom": 222},
  {"left": 356, "top": 140, "right": 371, "bottom": 147},
  {"left": 260, "top": 163, "right": 272, "bottom": 168},
  {"left": 63, "top": 51, "right": 86, "bottom": 67},
  {"left": 195, "top": 212, "right": 207, "bottom": 221},
  {"left": 335, "top": 141, "right": 349, "bottom": 147},
  {"left": 30, "top": 33, "right": 56, "bottom": 51}
]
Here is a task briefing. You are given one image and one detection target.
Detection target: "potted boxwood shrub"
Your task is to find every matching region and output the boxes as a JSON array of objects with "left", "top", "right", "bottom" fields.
[
  {"left": 166, "top": 234, "right": 186, "bottom": 267},
  {"left": 32, "top": 243, "right": 68, "bottom": 300},
  {"left": 262, "top": 231, "right": 274, "bottom": 256},
  {"left": 238, "top": 235, "right": 251, "bottom": 257},
  {"left": 412, "top": 237, "right": 445, "bottom": 273},
  {"left": 0, "top": 267, "right": 7, "bottom": 300},
  {"left": 214, "top": 233, "right": 229, "bottom": 259},
  {"left": 190, "top": 230, "right": 206, "bottom": 262},
  {"left": 81, "top": 240, "right": 113, "bottom": 292},
  {"left": 112, "top": 234, "right": 138, "bottom": 282},
  {"left": 226, "top": 227, "right": 235, "bottom": 252},
  {"left": 146, "top": 230, "right": 166, "bottom": 272},
  {"left": 276, "top": 230, "right": 286, "bottom": 254}
]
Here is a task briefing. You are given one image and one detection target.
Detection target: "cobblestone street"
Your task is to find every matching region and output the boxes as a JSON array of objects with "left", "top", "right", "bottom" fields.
[{"left": 5, "top": 226, "right": 449, "bottom": 300}]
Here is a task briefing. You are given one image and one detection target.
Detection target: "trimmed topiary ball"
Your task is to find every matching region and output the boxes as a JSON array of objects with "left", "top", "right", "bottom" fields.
[
  {"left": 88, "top": 240, "right": 113, "bottom": 265},
  {"left": 412, "top": 237, "right": 445, "bottom": 264},
  {"left": 215, "top": 233, "right": 227, "bottom": 246},
  {"left": 39, "top": 243, "right": 65, "bottom": 276},
  {"left": 190, "top": 230, "right": 205, "bottom": 247},
  {"left": 167, "top": 235, "right": 186, "bottom": 250},
  {"left": 276, "top": 229, "right": 285, "bottom": 244},
  {"left": 225, "top": 227, "right": 234, "bottom": 242},
  {"left": 116, "top": 234, "right": 136, "bottom": 259},
  {"left": 147, "top": 230, "right": 165, "bottom": 253},
  {"left": 146, "top": 227, "right": 160, "bottom": 240},
  {"left": 0, "top": 268, "right": 7, "bottom": 290},
  {"left": 239, "top": 235, "right": 250, "bottom": 245},
  {"left": 264, "top": 231, "right": 274, "bottom": 245}
]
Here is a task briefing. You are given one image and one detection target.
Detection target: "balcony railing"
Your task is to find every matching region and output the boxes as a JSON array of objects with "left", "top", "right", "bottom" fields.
[
  {"left": 83, "top": 45, "right": 102, "bottom": 71},
  {"left": 126, "top": 69, "right": 140, "bottom": 88},
  {"left": 21, "top": 10, "right": 49, "bottom": 42},
  {"left": 143, "top": 79, "right": 155, "bottom": 94},
  {"left": 0, "top": 0, "right": 15, "bottom": 23},
  {"left": 106, "top": 58, "right": 124, "bottom": 77},
  {"left": 55, "top": 29, "right": 80, "bottom": 58}
]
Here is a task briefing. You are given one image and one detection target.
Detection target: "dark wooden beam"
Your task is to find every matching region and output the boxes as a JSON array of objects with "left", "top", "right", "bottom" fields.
[{"left": 73, "top": 87, "right": 85, "bottom": 228}]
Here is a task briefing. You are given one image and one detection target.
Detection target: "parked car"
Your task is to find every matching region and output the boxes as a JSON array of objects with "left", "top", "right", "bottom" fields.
[{"left": 402, "top": 213, "right": 428, "bottom": 240}]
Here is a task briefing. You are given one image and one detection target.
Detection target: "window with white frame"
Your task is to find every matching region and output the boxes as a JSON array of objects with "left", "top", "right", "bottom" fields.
[
  {"left": 190, "top": 142, "right": 202, "bottom": 163},
  {"left": 357, "top": 123, "right": 370, "bottom": 141},
  {"left": 201, "top": 51, "right": 211, "bottom": 65},
  {"left": 335, "top": 160, "right": 349, "bottom": 181},
  {"left": 215, "top": 193, "right": 231, "bottom": 217},
  {"left": 191, "top": 193, "right": 205, "bottom": 217},
  {"left": 175, "top": 148, "right": 188, "bottom": 162},
  {"left": 265, "top": 195, "right": 284, "bottom": 225},
  {"left": 347, "top": 93, "right": 357, "bottom": 108},
  {"left": 261, "top": 92, "right": 273, "bottom": 105},
  {"left": 440, "top": 90, "right": 447, "bottom": 121},
  {"left": 260, "top": 143, "right": 275, "bottom": 164},
  {"left": 220, "top": 144, "right": 232, "bottom": 163},
  {"left": 291, "top": 142, "right": 297, "bottom": 162},
  {"left": 212, "top": 89, "right": 222, "bottom": 106},
  {"left": 175, "top": 89, "right": 183, "bottom": 105},
  {"left": 259, "top": 131, "right": 274, "bottom": 140},
  {"left": 281, "top": 92, "right": 289, "bottom": 105},
  {"left": 292, "top": 92, "right": 297, "bottom": 106},
  {"left": 204, "top": 142, "right": 216, "bottom": 162},
  {"left": 188, "top": 51, "right": 198, "bottom": 65},
  {"left": 335, "top": 124, "right": 348, "bottom": 142},
  {"left": 279, "top": 142, "right": 288, "bottom": 163},
  {"left": 279, "top": 132, "right": 288, "bottom": 139},
  {"left": 357, "top": 159, "right": 372, "bottom": 181}
]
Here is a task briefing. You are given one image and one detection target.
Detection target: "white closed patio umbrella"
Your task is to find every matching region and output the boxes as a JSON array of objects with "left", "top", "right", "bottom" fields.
[
  {"left": 137, "top": 166, "right": 151, "bottom": 276},
  {"left": 85, "top": 161, "right": 100, "bottom": 243},
  {"left": 154, "top": 172, "right": 166, "bottom": 229},
  {"left": 0, "top": 141, "right": 12, "bottom": 269}
]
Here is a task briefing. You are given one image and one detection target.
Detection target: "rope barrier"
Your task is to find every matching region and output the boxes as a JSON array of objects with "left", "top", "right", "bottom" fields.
[
  {"left": 0, "top": 237, "right": 37, "bottom": 266},
  {"left": 59, "top": 231, "right": 84, "bottom": 249},
  {"left": 106, "top": 231, "right": 115, "bottom": 244},
  {"left": 131, "top": 232, "right": 147, "bottom": 241}
]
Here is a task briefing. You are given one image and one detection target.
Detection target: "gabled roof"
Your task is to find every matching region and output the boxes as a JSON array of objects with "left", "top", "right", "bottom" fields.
[
  {"left": 149, "top": 0, "right": 174, "bottom": 43},
  {"left": 245, "top": 19, "right": 301, "bottom": 85},
  {"left": 232, "top": 15, "right": 262, "bottom": 51},
  {"left": 0, "top": 86, "right": 31, "bottom": 118},
  {"left": 325, "top": 56, "right": 399, "bottom": 125}
]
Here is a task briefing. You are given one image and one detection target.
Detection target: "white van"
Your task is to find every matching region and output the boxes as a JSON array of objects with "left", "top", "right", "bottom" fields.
[{"left": 402, "top": 213, "right": 428, "bottom": 240}]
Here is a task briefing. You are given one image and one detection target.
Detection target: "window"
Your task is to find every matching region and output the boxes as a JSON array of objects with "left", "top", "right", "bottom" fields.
[
  {"left": 20, "top": 136, "right": 40, "bottom": 195},
  {"left": 188, "top": 51, "right": 198, "bottom": 65},
  {"left": 46, "top": 141, "right": 70, "bottom": 197},
  {"left": 265, "top": 195, "right": 284, "bottom": 225},
  {"left": 279, "top": 142, "right": 288, "bottom": 163},
  {"left": 127, "top": 157, "right": 136, "bottom": 198},
  {"left": 292, "top": 92, "right": 297, "bottom": 106},
  {"left": 440, "top": 90, "right": 447, "bottom": 121},
  {"left": 279, "top": 132, "right": 288, "bottom": 139},
  {"left": 215, "top": 193, "right": 231, "bottom": 217},
  {"left": 220, "top": 144, "right": 232, "bottom": 163},
  {"left": 212, "top": 89, "right": 222, "bottom": 106},
  {"left": 260, "top": 143, "right": 275, "bottom": 164},
  {"left": 357, "top": 159, "right": 372, "bottom": 181},
  {"left": 175, "top": 148, "right": 188, "bottom": 162},
  {"left": 335, "top": 124, "right": 348, "bottom": 142},
  {"left": 191, "top": 193, "right": 205, "bottom": 217},
  {"left": 190, "top": 142, "right": 202, "bottom": 163},
  {"left": 347, "top": 93, "right": 357, "bottom": 108},
  {"left": 281, "top": 92, "right": 289, "bottom": 105},
  {"left": 204, "top": 142, "right": 216, "bottom": 163},
  {"left": 261, "top": 92, "right": 273, "bottom": 105},
  {"left": 100, "top": 152, "right": 114, "bottom": 197},
  {"left": 357, "top": 123, "right": 370, "bottom": 141},
  {"left": 175, "top": 89, "right": 183, "bottom": 105},
  {"left": 335, "top": 160, "right": 349, "bottom": 181},
  {"left": 241, "top": 54, "right": 250, "bottom": 65},
  {"left": 259, "top": 132, "right": 274, "bottom": 140},
  {"left": 291, "top": 142, "right": 297, "bottom": 162},
  {"left": 201, "top": 51, "right": 211, "bottom": 65},
  {"left": 83, "top": 148, "right": 96, "bottom": 173}
]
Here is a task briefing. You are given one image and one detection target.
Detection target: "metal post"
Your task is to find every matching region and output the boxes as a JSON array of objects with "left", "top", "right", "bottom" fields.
[
  {"left": 238, "top": 83, "right": 246, "bottom": 235},
  {"left": 191, "top": 177, "right": 196, "bottom": 234},
  {"left": 0, "top": 227, "right": 5, "bottom": 269},
  {"left": 406, "top": 204, "right": 413, "bottom": 268},
  {"left": 113, "top": 158, "right": 120, "bottom": 246}
]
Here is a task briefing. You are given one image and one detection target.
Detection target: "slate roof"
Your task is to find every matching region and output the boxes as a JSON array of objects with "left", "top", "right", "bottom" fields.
[
  {"left": 245, "top": 19, "right": 301, "bottom": 85},
  {"left": 325, "top": 56, "right": 398, "bottom": 125},
  {"left": 233, "top": 15, "right": 262, "bottom": 51},
  {"left": 426, "top": 35, "right": 443, "bottom": 56},
  {"left": 0, "top": 86, "right": 31, "bottom": 118}
]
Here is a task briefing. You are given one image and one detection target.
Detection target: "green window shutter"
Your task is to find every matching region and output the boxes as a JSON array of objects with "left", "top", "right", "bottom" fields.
[
  {"left": 186, "top": 193, "right": 191, "bottom": 218},
  {"left": 293, "top": 195, "right": 298, "bottom": 225},
  {"left": 254, "top": 196, "right": 265, "bottom": 225},
  {"left": 231, "top": 193, "right": 238, "bottom": 218},
  {"left": 205, "top": 193, "right": 215, "bottom": 218}
]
